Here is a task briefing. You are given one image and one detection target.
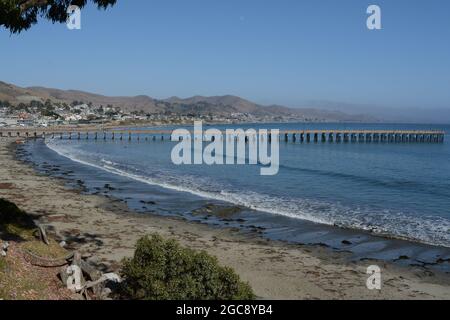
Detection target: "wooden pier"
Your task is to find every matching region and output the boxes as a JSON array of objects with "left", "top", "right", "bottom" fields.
[{"left": 0, "top": 128, "right": 445, "bottom": 143}]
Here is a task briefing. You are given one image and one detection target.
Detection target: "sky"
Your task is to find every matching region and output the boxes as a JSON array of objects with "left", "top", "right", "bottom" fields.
[{"left": 1, "top": 0, "right": 450, "bottom": 112}]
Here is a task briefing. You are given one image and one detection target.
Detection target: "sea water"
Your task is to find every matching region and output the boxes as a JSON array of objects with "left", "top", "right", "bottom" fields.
[{"left": 21, "top": 123, "right": 450, "bottom": 253}]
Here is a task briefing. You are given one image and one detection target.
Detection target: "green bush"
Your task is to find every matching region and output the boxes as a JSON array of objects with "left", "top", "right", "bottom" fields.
[{"left": 120, "top": 234, "right": 255, "bottom": 300}]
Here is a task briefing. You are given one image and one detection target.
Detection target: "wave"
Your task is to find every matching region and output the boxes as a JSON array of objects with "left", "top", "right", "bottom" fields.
[{"left": 44, "top": 140, "right": 450, "bottom": 248}]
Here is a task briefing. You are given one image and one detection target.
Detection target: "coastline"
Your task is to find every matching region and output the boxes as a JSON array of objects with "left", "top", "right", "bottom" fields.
[{"left": 1, "top": 138, "right": 450, "bottom": 299}]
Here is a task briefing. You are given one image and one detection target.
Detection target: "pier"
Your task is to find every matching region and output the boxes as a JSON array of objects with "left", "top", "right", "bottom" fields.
[{"left": 0, "top": 128, "right": 445, "bottom": 143}]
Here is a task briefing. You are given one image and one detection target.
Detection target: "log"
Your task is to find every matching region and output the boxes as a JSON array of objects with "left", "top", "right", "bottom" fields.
[
  {"left": 66, "top": 252, "right": 102, "bottom": 298},
  {"left": 84, "top": 273, "right": 121, "bottom": 289},
  {"left": 60, "top": 252, "right": 120, "bottom": 299},
  {"left": 37, "top": 224, "right": 49, "bottom": 245},
  {"left": 66, "top": 265, "right": 83, "bottom": 293},
  {"left": 22, "top": 249, "right": 74, "bottom": 267}
]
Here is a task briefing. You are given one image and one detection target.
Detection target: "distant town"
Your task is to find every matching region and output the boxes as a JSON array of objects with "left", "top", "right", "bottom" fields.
[
  {"left": 0, "top": 81, "right": 377, "bottom": 128},
  {"left": 0, "top": 99, "right": 326, "bottom": 128}
]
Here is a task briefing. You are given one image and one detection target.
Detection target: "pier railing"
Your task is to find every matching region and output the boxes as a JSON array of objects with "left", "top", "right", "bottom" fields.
[{"left": 0, "top": 129, "right": 446, "bottom": 143}]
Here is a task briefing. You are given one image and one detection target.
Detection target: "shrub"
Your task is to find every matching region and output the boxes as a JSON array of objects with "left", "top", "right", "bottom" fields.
[{"left": 120, "top": 234, "right": 255, "bottom": 300}]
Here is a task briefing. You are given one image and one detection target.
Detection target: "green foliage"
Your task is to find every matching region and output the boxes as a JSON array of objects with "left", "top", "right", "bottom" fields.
[
  {"left": 120, "top": 234, "right": 255, "bottom": 300},
  {"left": 0, "top": 100, "right": 11, "bottom": 109},
  {"left": 0, "top": 0, "right": 117, "bottom": 34},
  {"left": 0, "top": 256, "right": 6, "bottom": 271},
  {"left": 30, "top": 100, "right": 44, "bottom": 109},
  {"left": 71, "top": 100, "right": 83, "bottom": 107}
]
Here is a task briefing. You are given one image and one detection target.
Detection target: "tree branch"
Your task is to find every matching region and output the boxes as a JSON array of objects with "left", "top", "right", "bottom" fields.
[{"left": 19, "top": 0, "right": 50, "bottom": 11}]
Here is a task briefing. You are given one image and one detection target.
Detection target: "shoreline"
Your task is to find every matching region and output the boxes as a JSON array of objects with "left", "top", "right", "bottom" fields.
[
  {"left": 28, "top": 136, "right": 450, "bottom": 264},
  {"left": 1, "top": 138, "right": 450, "bottom": 299}
]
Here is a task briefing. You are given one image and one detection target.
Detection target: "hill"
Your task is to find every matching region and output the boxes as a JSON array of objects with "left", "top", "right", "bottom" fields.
[{"left": 0, "top": 81, "right": 376, "bottom": 122}]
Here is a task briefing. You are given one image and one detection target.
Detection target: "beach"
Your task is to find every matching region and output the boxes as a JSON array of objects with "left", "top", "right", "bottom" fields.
[{"left": 1, "top": 138, "right": 450, "bottom": 299}]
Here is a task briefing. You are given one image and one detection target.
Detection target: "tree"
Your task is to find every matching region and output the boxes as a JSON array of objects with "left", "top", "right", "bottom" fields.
[
  {"left": 0, "top": 0, "right": 117, "bottom": 34},
  {"left": 96, "top": 105, "right": 104, "bottom": 114},
  {"left": 0, "top": 100, "right": 11, "bottom": 109},
  {"left": 44, "top": 98, "right": 52, "bottom": 108},
  {"left": 71, "top": 100, "right": 81, "bottom": 107},
  {"left": 30, "top": 100, "right": 44, "bottom": 109}
]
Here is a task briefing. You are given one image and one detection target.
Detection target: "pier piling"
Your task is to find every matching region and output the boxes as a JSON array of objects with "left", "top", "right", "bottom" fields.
[{"left": 1, "top": 129, "right": 444, "bottom": 145}]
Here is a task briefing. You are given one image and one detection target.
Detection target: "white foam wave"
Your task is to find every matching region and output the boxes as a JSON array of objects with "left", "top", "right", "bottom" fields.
[{"left": 44, "top": 140, "right": 450, "bottom": 248}]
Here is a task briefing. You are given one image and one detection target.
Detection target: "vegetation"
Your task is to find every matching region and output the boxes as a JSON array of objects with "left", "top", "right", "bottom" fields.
[
  {"left": 0, "top": 198, "right": 67, "bottom": 258},
  {"left": 0, "top": 0, "right": 117, "bottom": 33},
  {"left": 0, "top": 261, "right": 48, "bottom": 300},
  {"left": 0, "top": 99, "right": 62, "bottom": 119},
  {"left": 22, "top": 239, "right": 68, "bottom": 259},
  {"left": 0, "top": 198, "right": 36, "bottom": 240},
  {"left": 0, "top": 100, "right": 12, "bottom": 109},
  {"left": 0, "top": 240, "right": 69, "bottom": 300},
  {"left": 0, "top": 199, "right": 71, "bottom": 300},
  {"left": 0, "top": 255, "right": 6, "bottom": 271},
  {"left": 1, "top": 199, "right": 254, "bottom": 300},
  {"left": 120, "top": 234, "right": 255, "bottom": 300}
]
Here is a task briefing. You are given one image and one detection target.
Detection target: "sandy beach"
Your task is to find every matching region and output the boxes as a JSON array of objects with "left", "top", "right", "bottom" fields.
[{"left": 1, "top": 138, "right": 450, "bottom": 299}]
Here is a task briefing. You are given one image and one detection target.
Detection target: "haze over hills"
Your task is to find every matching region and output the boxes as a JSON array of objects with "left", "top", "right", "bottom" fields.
[
  {"left": 0, "top": 81, "right": 379, "bottom": 122},
  {"left": 299, "top": 100, "right": 450, "bottom": 124}
]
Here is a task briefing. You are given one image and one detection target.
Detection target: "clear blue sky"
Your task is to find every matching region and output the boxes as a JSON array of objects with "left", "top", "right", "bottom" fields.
[{"left": 1, "top": 0, "right": 450, "bottom": 110}]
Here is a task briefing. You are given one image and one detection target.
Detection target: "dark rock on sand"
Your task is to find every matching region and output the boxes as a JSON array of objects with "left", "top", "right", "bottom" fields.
[{"left": 140, "top": 200, "right": 156, "bottom": 205}]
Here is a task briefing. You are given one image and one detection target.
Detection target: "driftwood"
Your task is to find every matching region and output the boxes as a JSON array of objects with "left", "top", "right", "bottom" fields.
[
  {"left": 60, "top": 252, "right": 120, "bottom": 299},
  {"left": 66, "top": 264, "right": 84, "bottom": 292},
  {"left": 82, "top": 272, "right": 121, "bottom": 299},
  {"left": 37, "top": 224, "right": 49, "bottom": 245},
  {"left": 22, "top": 249, "right": 74, "bottom": 267}
]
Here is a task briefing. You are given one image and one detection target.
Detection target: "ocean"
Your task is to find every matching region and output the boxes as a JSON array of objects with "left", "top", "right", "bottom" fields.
[{"left": 18, "top": 122, "right": 450, "bottom": 269}]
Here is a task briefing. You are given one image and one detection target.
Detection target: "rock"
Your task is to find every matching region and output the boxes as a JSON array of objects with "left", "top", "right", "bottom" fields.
[
  {"left": 140, "top": 200, "right": 156, "bottom": 205},
  {"left": 341, "top": 240, "right": 352, "bottom": 245},
  {"left": 104, "top": 184, "right": 116, "bottom": 191},
  {"left": 1, "top": 241, "right": 9, "bottom": 257},
  {"left": 59, "top": 241, "right": 67, "bottom": 248}
]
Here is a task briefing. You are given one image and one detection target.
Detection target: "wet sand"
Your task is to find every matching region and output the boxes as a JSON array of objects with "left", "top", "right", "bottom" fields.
[{"left": 1, "top": 138, "right": 450, "bottom": 299}]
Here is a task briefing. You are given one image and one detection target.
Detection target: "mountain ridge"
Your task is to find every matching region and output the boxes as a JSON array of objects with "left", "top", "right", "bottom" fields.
[{"left": 0, "top": 81, "right": 377, "bottom": 122}]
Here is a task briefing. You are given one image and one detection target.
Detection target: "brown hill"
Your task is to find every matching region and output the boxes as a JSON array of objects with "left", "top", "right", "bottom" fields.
[{"left": 0, "top": 81, "right": 376, "bottom": 121}]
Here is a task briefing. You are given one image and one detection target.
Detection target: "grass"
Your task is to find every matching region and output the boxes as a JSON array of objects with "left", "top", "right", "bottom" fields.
[
  {"left": 0, "top": 199, "right": 70, "bottom": 300},
  {"left": 0, "top": 257, "right": 6, "bottom": 272},
  {"left": 21, "top": 239, "right": 68, "bottom": 259},
  {"left": 0, "top": 257, "right": 48, "bottom": 300}
]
